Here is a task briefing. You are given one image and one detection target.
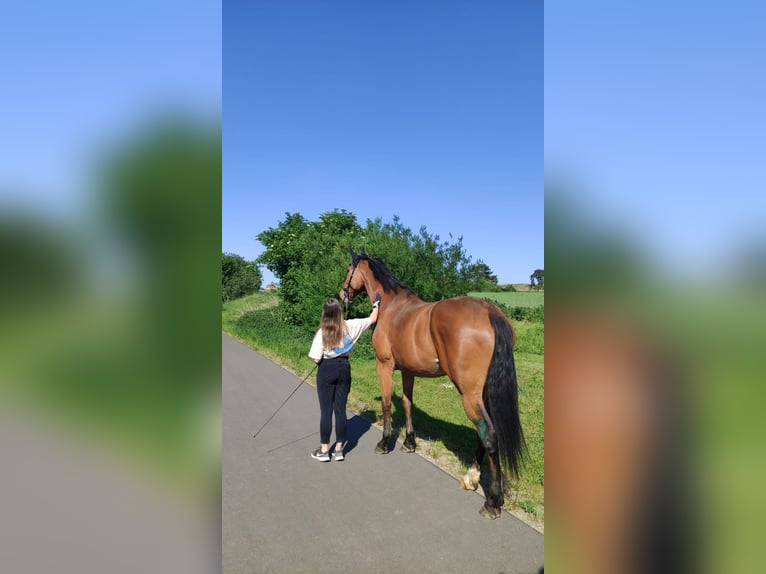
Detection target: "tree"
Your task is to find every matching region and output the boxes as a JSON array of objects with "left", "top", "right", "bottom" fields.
[
  {"left": 222, "top": 253, "right": 262, "bottom": 301},
  {"left": 468, "top": 260, "right": 500, "bottom": 292},
  {"left": 530, "top": 269, "right": 544, "bottom": 291},
  {"left": 256, "top": 211, "right": 482, "bottom": 330},
  {"left": 360, "top": 216, "right": 478, "bottom": 302},
  {"left": 257, "top": 209, "right": 363, "bottom": 328},
  {"left": 256, "top": 212, "right": 313, "bottom": 280},
  {"left": 475, "top": 262, "right": 498, "bottom": 284}
]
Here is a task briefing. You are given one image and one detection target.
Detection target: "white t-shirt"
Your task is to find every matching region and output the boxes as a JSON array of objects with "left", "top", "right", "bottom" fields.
[{"left": 308, "top": 317, "right": 373, "bottom": 361}]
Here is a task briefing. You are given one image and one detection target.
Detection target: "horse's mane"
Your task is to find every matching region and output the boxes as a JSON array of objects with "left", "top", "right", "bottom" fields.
[{"left": 360, "top": 255, "right": 412, "bottom": 295}]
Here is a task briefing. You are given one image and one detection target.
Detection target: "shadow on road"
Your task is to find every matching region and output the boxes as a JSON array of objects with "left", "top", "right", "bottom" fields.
[
  {"left": 342, "top": 414, "right": 373, "bottom": 455},
  {"left": 354, "top": 393, "right": 479, "bottom": 468},
  {"left": 353, "top": 395, "right": 495, "bottom": 495}
]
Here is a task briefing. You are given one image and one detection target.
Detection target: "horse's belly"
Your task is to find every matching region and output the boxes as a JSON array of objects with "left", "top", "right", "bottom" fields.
[
  {"left": 395, "top": 355, "right": 445, "bottom": 378},
  {"left": 414, "top": 363, "right": 446, "bottom": 377}
]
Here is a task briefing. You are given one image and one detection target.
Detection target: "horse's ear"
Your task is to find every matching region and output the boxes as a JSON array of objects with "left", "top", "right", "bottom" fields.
[
  {"left": 360, "top": 247, "right": 367, "bottom": 257},
  {"left": 349, "top": 247, "right": 358, "bottom": 264}
]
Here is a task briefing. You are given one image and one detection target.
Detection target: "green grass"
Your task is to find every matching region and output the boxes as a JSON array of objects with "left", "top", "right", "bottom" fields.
[
  {"left": 222, "top": 290, "right": 280, "bottom": 327},
  {"left": 469, "top": 290, "right": 545, "bottom": 307},
  {"left": 223, "top": 291, "right": 545, "bottom": 522},
  {"left": 223, "top": 292, "right": 312, "bottom": 373}
]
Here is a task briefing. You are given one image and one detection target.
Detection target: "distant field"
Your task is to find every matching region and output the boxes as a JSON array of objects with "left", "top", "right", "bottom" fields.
[{"left": 469, "top": 291, "right": 545, "bottom": 308}]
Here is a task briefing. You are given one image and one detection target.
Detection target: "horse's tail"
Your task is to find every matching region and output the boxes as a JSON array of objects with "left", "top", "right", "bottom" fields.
[{"left": 484, "top": 310, "right": 526, "bottom": 478}]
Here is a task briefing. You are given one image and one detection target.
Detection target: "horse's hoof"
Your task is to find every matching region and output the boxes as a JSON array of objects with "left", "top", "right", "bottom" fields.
[
  {"left": 400, "top": 444, "right": 415, "bottom": 453},
  {"left": 375, "top": 441, "right": 390, "bottom": 454},
  {"left": 460, "top": 467, "right": 481, "bottom": 491},
  {"left": 479, "top": 504, "right": 501, "bottom": 520}
]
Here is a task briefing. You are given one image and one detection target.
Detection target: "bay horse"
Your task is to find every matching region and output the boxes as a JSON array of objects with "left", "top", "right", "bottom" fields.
[{"left": 340, "top": 249, "right": 525, "bottom": 518}]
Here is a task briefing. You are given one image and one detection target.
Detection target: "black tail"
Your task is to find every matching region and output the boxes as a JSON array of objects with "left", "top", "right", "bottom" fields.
[{"left": 484, "top": 311, "right": 526, "bottom": 478}]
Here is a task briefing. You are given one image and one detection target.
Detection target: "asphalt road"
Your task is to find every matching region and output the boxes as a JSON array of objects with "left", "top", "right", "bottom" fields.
[{"left": 222, "top": 334, "right": 543, "bottom": 573}]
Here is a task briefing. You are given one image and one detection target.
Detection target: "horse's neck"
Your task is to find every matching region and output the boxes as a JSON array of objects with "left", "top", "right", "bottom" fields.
[
  {"left": 361, "top": 269, "right": 423, "bottom": 306},
  {"left": 360, "top": 270, "right": 385, "bottom": 300}
]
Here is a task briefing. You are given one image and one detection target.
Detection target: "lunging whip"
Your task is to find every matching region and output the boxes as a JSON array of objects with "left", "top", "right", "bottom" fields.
[{"left": 252, "top": 363, "right": 318, "bottom": 439}]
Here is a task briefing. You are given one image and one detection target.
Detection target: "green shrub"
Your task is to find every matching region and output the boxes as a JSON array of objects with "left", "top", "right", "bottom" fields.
[
  {"left": 256, "top": 211, "right": 489, "bottom": 331},
  {"left": 233, "top": 305, "right": 312, "bottom": 360},
  {"left": 513, "top": 322, "right": 544, "bottom": 355},
  {"left": 222, "top": 252, "right": 262, "bottom": 302},
  {"left": 485, "top": 299, "right": 544, "bottom": 324}
]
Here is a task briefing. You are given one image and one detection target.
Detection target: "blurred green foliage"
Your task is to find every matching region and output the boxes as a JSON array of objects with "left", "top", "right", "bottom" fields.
[
  {"left": 100, "top": 119, "right": 222, "bottom": 391},
  {"left": 0, "top": 213, "right": 85, "bottom": 317},
  {"left": 1, "top": 116, "right": 221, "bottom": 488}
]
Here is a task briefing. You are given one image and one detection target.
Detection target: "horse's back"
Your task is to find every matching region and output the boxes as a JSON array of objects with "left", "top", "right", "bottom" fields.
[{"left": 432, "top": 296, "right": 504, "bottom": 326}]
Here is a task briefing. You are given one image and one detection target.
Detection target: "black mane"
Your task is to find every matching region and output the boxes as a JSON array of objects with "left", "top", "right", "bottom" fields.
[{"left": 358, "top": 254, "right": 412, "bottom": 295}]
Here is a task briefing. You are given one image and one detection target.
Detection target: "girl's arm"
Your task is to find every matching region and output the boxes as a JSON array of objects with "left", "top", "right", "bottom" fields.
[{"left": 369, "top": 293, "right": 381, "bottom": 324}]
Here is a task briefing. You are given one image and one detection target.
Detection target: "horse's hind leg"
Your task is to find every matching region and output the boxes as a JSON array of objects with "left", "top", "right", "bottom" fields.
[
  {"left": 400, "top": 371, "right": 416, "bottom": 452},
  {"left": 459, "top": 393, "right": 487, "bottom": 491},
  {"left": 481, "top": 445, "right": 504, "bottom": 519},
  {"left": 460, "top": 440, "right": 484, "bottom": 491},
  {"left": 459, "top": 394, "right": 502, "bottom": 517},
  {"left": 478, "top": 402, "right": 504, "bottom": 519}
]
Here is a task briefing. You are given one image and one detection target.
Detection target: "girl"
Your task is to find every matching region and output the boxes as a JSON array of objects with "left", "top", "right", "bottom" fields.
[{"left": 308, "top": 294, "right": 380, "bottom": 461}]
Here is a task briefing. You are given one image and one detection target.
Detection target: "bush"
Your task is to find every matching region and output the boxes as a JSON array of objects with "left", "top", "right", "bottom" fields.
[
  {"left": 257, "top": 211, "right": 484, "bottom": 330},
  {"left": 233, "top": 305, "right": 312, "bottom": 360},
  {"left": 485, "top": 299, "right": 544, "bottom": 324},
  {"left": 222, "top": 252, "right": 262, "bottom": 302},
  {"left": 513, "top": 322, "right": 544, "bottom": 355}
]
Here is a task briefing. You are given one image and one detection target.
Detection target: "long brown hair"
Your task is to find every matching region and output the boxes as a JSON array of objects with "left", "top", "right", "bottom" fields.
[{"left": 320, "top": 298, "right": 345, "bottom": 350}]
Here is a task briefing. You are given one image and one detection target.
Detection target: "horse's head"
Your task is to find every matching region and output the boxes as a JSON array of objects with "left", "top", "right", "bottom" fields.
[{"left": 340, "top": 248, "right": 368, "bottom": 304}]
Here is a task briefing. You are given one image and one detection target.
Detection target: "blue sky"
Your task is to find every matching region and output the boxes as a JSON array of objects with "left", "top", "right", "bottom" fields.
[
  {"left": 223, "top": 0, "right": 543, "bottom": 285},
  {"left": 546, "top": 1, "right": 766, "bottom": 279},
  {"left": 6, "top": 0, "right": 761, "bottom": 287},
  {"left": 1, "top": 1, "right": 221, "bottom": 219}
]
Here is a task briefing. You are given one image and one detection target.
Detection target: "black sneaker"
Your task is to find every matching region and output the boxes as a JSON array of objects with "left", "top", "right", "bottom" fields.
[
  {"left": 311, "top": 448, "right": 330, "bottom": 462},
  {"left": 332, "top": 448, "right": 344, "bottom": 462}
]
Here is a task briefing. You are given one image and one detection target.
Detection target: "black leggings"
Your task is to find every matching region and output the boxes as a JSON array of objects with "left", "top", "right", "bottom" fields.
[{"left": 316, "top": 356, "right": 351, "bottom": 445}]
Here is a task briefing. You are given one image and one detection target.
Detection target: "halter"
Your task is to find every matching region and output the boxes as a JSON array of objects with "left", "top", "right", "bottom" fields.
[{"left": 341, "top": 259, "right": 359, "bottom": 313}]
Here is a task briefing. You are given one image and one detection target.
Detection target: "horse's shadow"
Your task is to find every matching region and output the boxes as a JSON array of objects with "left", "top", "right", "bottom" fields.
[
  {"left": 360, "top": 393, "right": 489, "bottom": 487},
  {"left": 342, "top": 413, "right": 375, "bottom": 455}
]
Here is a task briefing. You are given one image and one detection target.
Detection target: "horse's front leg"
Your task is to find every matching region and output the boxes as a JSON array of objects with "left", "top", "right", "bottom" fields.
[
  {"left": 375, "top": 358, "right": 395, "bottom": 454},
  {"left": 400, "top": 371, "right": 416, "bottom": 452}
]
